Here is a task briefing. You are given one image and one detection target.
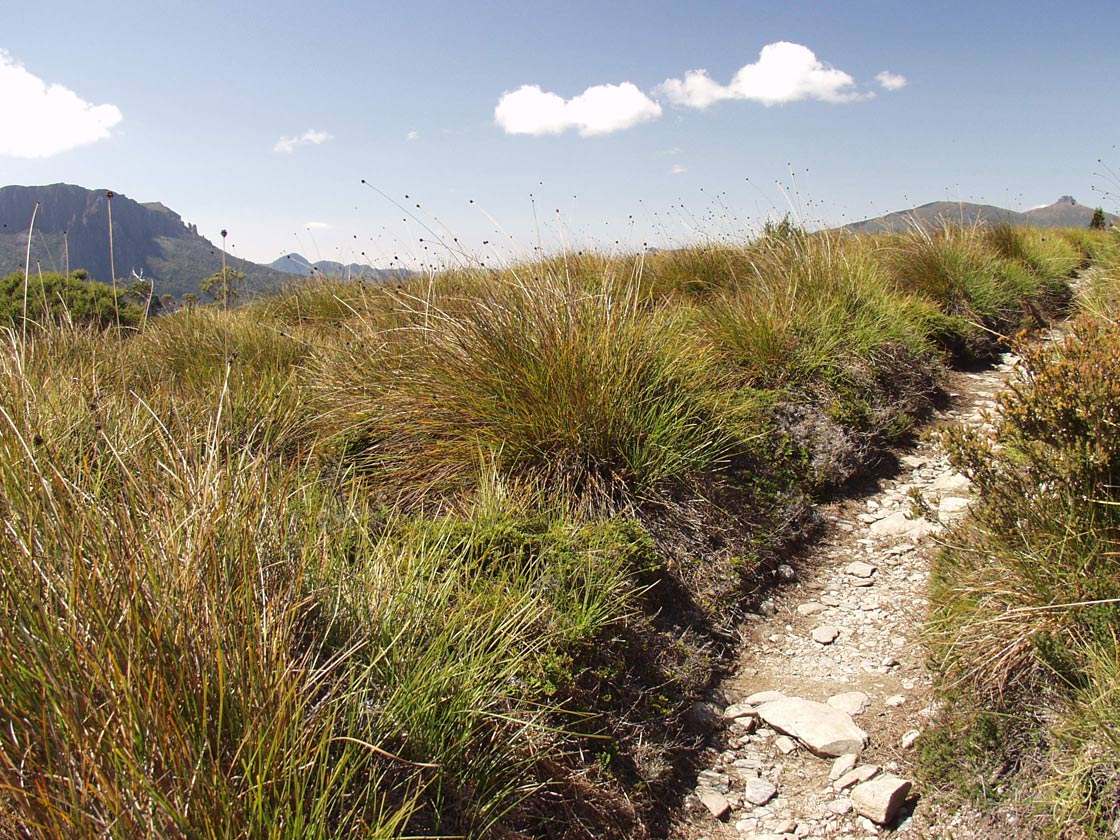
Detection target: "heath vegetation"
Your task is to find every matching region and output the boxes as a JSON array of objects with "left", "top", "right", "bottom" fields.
[{"left": 0, "top": 221, "right": 1108, "bottom": 838}]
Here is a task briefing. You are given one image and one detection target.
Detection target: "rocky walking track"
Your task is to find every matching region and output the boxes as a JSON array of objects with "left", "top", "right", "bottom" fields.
[{"left": 672, "top": 353, "right": 1020, "bottom": 840}]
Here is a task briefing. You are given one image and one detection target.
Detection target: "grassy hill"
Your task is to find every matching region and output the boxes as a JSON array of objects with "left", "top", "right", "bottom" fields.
[{"left": 0, "top": 222, "right": 1115, "bottom": 838}]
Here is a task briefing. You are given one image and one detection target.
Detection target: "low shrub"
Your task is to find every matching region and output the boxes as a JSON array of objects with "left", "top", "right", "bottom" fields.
[{"left": 926, "top": 315, "right": 1120, "bottom": 833}]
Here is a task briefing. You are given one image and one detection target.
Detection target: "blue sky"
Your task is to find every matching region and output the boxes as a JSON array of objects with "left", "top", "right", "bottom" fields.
[{"left": 2, "top": 0, "right": 1117, "bottom": 268}]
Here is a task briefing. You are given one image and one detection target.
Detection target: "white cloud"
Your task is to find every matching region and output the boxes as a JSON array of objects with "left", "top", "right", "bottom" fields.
[
  {"left": 659, "top": 42, "right": 867, "bottom": 108},
  {"left": 305, "top": 221, "right": 330, "bottom": 230},
  {"left": 406, "top": 130, "right": 418, "bottom": 140},
  {"left": 670, "top": 163, "right": 687, "bottom": 175},
  {"left": 875, "top": 70, "right": 908, "bottom": 91},
  {"left": 273, "top": 128, "right": 333, "bottom": 153},
  {"left": 495, "top": 81, "right": 662, "bottom": 137},
  {"left": 0, "top": 50, "right": 123, "bottom": 158}
]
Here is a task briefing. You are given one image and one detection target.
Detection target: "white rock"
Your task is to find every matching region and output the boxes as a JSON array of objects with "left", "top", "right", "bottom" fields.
[
  {"left": 744, "top": 778, "right": 778, "bottom": 806},
  {"left": 745, "top": 690, "right": 788, "bottom": 706},
  {"left": 700, "top": 789, "right": 732, "bottom": 820},
  {"left": 724, "top": 703, "right": 761, "bottom": 721},
  {"left": 901, "top": 729, "right": 921, "bottom": 749},
  {"left": 774, "top": 735, "right": 797, "bottom": 755},
  {"left": 829, "top": 753, "right": 859, "bottom": 781},
  {"left": 938, "top": 496, "right": 971, "bottom": 520},
  {"left": 756, "top": 698, "right": 870, "bottom": 757},
  {"left": 931, "top": 471, "right": 969, "bottom": 493},
  {"left": 885, "top": 694, "right": 906, "bottom": 708},
  {"left": 851, "top": 775, "right": 912, "bottom": 825},
  {"left": 826, "top": 797, "right": 853, "bottom": 816},
  {"left": 845, "top": 561, "right": 877, "bottom": 578},
  {"left": 796, "top": 602, "right": 826, "bottom": 616},
  {"left": 868, "top": 511, "right": 921, "bottom": 537},
  {"left": 834, "top": 764, "right": 880, "bottom": 791},
  {"left": 827, "top": 692, "right": 870, "bottom": 716},
  {"left": 812, "top": 626, "right": 840, "bottom": 645}
]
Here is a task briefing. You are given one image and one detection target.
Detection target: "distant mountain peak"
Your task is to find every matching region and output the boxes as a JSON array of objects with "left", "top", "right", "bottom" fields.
[
  {"left": 842, "top": 194, "right": 1115, "bottom": 234},
  {"left": 0, "top": 183, "right": 289, "bottom": 299}
]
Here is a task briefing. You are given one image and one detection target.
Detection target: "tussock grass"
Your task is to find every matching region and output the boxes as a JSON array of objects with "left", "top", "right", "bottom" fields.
[
  {"left": 0, "top": 222, "right": 1086, "bottom": 837},
  {"left": 311, "top": 275, "right": 733, "bottom": 507}
]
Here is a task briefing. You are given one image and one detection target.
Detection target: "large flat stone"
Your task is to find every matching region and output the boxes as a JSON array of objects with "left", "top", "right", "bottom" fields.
[{"left": 756, "top": 697, "right": 869, "bottom": 757}]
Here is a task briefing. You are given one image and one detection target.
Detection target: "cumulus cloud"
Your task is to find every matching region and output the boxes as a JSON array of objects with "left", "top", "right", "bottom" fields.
[
  {"left": 659, "top": 41, "right": 867, "bottom": 108},
  {"left": 273, "top": 129, "right": 333, "bottom": 153},
  {"left": 495, "top": 81, "right": 662, "bottom": 136},
  {"left": 875, "top": 70, "right": 908, "bottom": 91},
  {"left": 0, "top": 50, "right": 123, "bottom": 158}
]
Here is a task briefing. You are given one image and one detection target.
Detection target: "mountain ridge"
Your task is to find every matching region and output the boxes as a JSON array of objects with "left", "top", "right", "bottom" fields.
[
  {"left": 269, "top": 252, "right": 411, "bottom": 282},
  {"left": 841, "top": 195, "right": 1117, "bottom": 234},
  {"left": 0, "top": 184, "right": 291, "bottom": 300}
]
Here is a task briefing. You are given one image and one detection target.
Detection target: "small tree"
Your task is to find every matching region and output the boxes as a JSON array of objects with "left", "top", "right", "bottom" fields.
[
  {"left": 182, "top": 293, "right": 199, "bottom": 310},
  {"left": 200, "top": 266, "right": 244, "bottom": 308},
  {"left": 1090, "top": 207, "right": 1107, "bottom": 230}
]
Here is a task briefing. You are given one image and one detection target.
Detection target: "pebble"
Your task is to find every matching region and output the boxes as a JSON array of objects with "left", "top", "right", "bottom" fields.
[
  {"left": 744, "top": 778, "right": 778, "bottom": 806},
  {"left": 811, "top": 626, "right": 840, "bottom": 645},
  {"left": 827, "top": 691, "right": 870, "bottom": 716},
  {"left": 829, "top": 753, "right": 859, "bottom": 781},
  {"left": 826, "top": 798, "right": 853, "bottom": 816},
  {"left": 845, "top": 561, "right": 876, "bottom": 578},
  {"left": 700, "top": 790, "right": 732, "bottom": 820},
  {"left": 834, "top": 764, "right": 880, "bottom": 791}
]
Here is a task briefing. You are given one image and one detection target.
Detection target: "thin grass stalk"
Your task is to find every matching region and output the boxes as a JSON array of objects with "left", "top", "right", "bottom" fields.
[
  {"left": 22, "top": 200, "right": 39, "bottom": 345},
  {"left": 107, "top": 191, "right": 120, "bottom": 336}
]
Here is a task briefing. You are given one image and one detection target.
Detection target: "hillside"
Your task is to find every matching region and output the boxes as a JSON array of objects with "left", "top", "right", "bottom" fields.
[
  {"left": 269, "top": 252, "right": 411, "bottom": 282},
  {"left": 843, "top": 195, "right": 1117, "bottom": 234},
  {"left": 0, "top": 184, "right": 292, "bottom": 300}
]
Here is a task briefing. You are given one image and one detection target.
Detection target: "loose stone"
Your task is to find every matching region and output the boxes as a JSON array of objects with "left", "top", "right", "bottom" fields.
[
  {"left": 744, "top": 778, "right": 778, "bottom": 806},
  {"left": 826, "top": 692, "right": 870, "bottom": 716},
  {"left": 756, "top": 698, "right": 869, "bottom": 757},
  {"left": 850, "top": 775, "right": 912, "bottom": 825},
  {"left": 700, "top": 790, "right": 732, "bottom": 820},
  {"left": 834, "top": 764, "right": 880, "bottom": 791},
  {"left": 829, "top": 753, "right": 859, "bottom": 781},
  {"left": 845, "top": 561, "right": 876, "bottom": 578},
  {"left": 811, "top": 626, "right": 840, "bottom": 645}
]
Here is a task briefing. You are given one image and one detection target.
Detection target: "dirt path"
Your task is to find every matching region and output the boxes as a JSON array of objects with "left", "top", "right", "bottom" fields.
[{"left": 670, "top": 353, "right": 1019, "bottom": 840}]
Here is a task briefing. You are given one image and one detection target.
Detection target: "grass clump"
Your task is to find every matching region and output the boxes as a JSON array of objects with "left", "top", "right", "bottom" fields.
[
  {"left": 312, "top": 275, "right": 732, "bottom": 507},
  {"left": 883, "top": 225, "right": 1073, "bottom": 360}
]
